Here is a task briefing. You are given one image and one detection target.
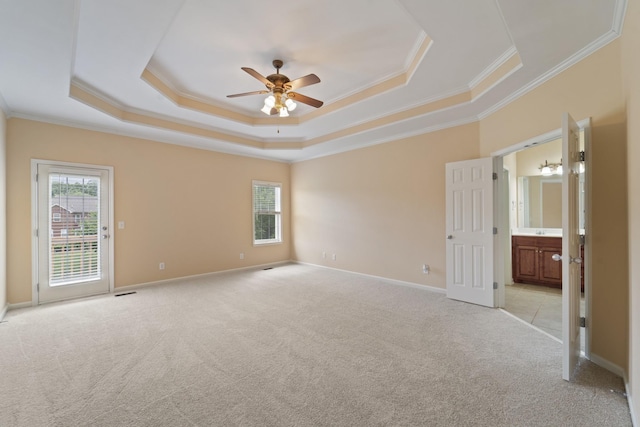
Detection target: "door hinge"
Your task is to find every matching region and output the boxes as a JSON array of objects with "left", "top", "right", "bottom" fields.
[
  {"left": 579, "top": 234, "right": 585, "bottom": 245},
  {"left": 36, "top": 283, "right": 39, "bottom": 292},
  {"left": 579, "top": 151, "right": 585, "bottom": 162},
  {"left": 492, "top": 172, "right": 498, "bottom": 180},
  {"left": 493, "top": 282, "right": 498, "bottom": 290},
  {"left": 580, "top": 317, "right": 586, "bottom": 328},
  {"left": 35, "top": 173, "right": 38, "bottom": 182},
  {"left": 493, "top": 227, "right": 498, "bottom": 235}
]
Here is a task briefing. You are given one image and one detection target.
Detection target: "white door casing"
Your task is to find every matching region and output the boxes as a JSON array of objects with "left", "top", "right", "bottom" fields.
[
  {"left": 561, "top": 113, "right": 582, "bottom": 381},
  {"left": 34, "top": 161, "right": 113, "bottom": 304},
  {"left": 446, "top": 157, "right": 495, "bottom": 307}
]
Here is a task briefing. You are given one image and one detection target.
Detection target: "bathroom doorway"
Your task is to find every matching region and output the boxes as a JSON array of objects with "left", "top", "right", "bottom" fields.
[{"left": 496, "top": 124, "right": 589, "bottom": 355}]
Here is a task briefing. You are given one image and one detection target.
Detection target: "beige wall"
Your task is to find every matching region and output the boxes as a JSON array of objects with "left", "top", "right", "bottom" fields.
[
  {"left": 0, "top": 108, "right": 6, "bottom": 316},
  {"left": 622, "top": 0, "right": 640, "bottom": 420},
  {"left": 291, "top": 122, "right": 480, "bottom": 288},
  {"left": 6, "top": 119, "right": 291, "bottom": 303}
]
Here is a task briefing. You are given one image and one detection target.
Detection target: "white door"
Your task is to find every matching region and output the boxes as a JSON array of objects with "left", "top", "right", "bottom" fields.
[
  {"left": 445, "top": 157, "right": 495, "bottom": 307},
  {"left": 560, "top": 113, "right": 582, "bottom": 380},
  {"left": 36, "top": 163, "right": 112, "bottom": 304}
]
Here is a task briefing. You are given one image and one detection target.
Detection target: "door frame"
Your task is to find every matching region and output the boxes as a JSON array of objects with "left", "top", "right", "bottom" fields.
[
  {"left": 30, "top": 159, "right": 115, "bottom": 306},
  {"left": 491, "top": 118, "right": 592, "bottom": 359}
]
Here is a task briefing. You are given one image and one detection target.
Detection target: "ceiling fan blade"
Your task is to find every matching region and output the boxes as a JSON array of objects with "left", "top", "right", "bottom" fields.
[
  {"left": 286, "top": 74, "right": 320, "bottom": 91},
  {"left": 226, "top": 90, "right": 270, "bottom": 98},
  {"left": 288, "top": 92, "right": 323, "bottom": 108},
  {"left": 241, "top": 67, "right": 274, "bottom": 88}
]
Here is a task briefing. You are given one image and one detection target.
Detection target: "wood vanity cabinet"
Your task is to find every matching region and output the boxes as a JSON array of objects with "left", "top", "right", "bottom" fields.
[{"left": 512, "top": 235, "right": 563, "bottom": 288}]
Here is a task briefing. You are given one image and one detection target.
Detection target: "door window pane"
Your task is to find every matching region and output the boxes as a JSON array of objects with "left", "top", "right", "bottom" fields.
[{"left": 49, "top": 173, "right": 101, "bottom": 286}]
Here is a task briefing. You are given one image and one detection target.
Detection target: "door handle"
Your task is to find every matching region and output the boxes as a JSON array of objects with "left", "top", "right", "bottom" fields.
[
  {"left": 551, "top": 253, "right": 582, "bottom": 264},
  {"left": 447, "top": 235, "right": 453, "bottom": 240}
]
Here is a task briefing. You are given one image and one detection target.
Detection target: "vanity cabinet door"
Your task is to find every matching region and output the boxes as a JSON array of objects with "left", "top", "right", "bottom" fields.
[
  {"left": 512, "top": 236, "right": 540, "bottom": 283},
  {"left": 539, "top": 243, "right": 563, "bottom": 287}
]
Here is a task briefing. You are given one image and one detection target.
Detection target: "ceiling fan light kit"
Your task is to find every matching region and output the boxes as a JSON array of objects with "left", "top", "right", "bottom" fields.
[{"left": 227, "top": 59, "right": 323, "bottom": 117}]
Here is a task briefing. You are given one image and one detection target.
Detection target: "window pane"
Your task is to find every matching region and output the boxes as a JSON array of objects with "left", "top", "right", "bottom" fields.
[
  {"left": 254, "top": 186, "right": 277, "bottom": 212},
  {"left": 253, "top": 182, "right": 281, "bottom": 244},
  {"left": 49, "top": 173, "right": 101, "bottom": 286},
  {"left": 255, "top": 213, "right": 276, "bottom": 240}
]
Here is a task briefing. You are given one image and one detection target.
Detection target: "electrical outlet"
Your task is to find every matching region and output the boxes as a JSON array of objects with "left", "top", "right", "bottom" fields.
[
  {"left": 159, "top": 262, "right": 165, "bottom": 270},
  {"left": 422, "top": 264, "right": 430, "bottom": 274},
  {"left": 118, "top": 221, "right": 125, "bottom": 229},
  {"left": 322, "top": 252, "right": 326, "bottom": 259},
  {"left": 240, "top": 253, "right": 244, "bottom": 260},
  {"left": 332, "top": 254, "right": 337, "bottom": 261}
]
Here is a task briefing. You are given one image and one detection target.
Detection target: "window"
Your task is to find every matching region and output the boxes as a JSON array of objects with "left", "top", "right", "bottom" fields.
[
  {"left": 52, "top": 212, "right": 61, "bottom": 222},
  {"left": 253, "top": 181, "right": 282, "bottom": 245}
]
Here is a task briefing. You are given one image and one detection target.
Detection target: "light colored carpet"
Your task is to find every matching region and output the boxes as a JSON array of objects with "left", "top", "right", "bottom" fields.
[{"left": 0, "top": 263, "right": 631, "bottom": 426}]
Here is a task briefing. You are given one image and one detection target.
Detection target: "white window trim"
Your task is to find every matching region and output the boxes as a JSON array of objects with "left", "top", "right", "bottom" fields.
[{"left": 252, "top": 180, "right": 282, "bottom": 246}]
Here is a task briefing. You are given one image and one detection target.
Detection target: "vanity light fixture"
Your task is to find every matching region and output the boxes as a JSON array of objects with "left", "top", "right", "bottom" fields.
[{"left": 539, "top": 160, "right": 562, "bottom": 176}]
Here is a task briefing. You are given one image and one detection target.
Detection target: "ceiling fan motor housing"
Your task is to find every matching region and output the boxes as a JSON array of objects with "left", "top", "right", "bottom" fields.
[{"left": 267, "top": 60, "right": 290, "bottom": 92}]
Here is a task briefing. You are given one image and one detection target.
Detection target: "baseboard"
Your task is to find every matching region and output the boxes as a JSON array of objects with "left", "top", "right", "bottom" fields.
[
  {"left": 624, "top": 375, "right": 638, "bottom": 427},
  {"left": 589, "top": 352, "right": 626, "bottom": 379},
  {"left": 115, "top": 260, "right": 292, "bottom": 293},
  {"left": 8, "top": 301, "right": 32, "bottom": 311},
  {"left": 0, "top": 303, "right": 7, "bottom": 321},
  {"left": 293, "top": 261, "right": 447, "bottom": 295}
]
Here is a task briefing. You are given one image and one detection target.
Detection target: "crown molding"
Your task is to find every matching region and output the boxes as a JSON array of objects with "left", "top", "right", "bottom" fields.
[
  {"left": 468, "top": 46, "right": 518, "bottom": 89},
  {"left": 294, "top": 115, "right": 479, "bottom": 163},
  {"left": 477, "top": 26, "right": 623, "bottom": 121},
  {"left": 9, "top": 111, "right": 294, "bottom": 163},
  {"left": 612, "top": 0, "right": 628, "bottom": 34}
]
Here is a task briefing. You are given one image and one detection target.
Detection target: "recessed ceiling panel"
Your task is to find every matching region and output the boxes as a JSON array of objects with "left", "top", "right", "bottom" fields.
[{"left": 147, "top": 0, "right": 425, "bottom": 113}]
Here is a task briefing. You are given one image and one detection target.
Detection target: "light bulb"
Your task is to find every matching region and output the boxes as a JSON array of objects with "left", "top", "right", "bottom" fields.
[
  {"left": 279, "top": 107, "right": 289, "bottom": 118},
  {"left": 285, "top": 98, "right": 296, "bottom": 111},
  {"left": 541, "top": 166, "right": 552, "bottom": 176},
  {"left": 556, "top": 165, "right": 563, "bottom": 175},
  {"left": 264, "top": 95, "right": 275, "bottom": 108},
  {"left": 261, "top": 104, "right": 272, "bottom": 115}
]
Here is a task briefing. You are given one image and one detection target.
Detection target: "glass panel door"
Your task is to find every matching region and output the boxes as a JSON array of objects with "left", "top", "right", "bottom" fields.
[{"left": 37, "top": 163, "right": 111, "bottom": 304}]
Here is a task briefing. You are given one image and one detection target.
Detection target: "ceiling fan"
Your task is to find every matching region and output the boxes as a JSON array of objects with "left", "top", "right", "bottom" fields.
[{"left": 227, "top": 59, "right": 323, "bottom": 117}]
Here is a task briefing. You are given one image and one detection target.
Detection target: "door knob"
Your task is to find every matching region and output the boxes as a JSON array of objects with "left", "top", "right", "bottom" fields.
[
  {"left": 551, "top": 254, "right": 581, "bottom": 264},
  {"left": 102, "top": 234, "right": 110, "bottom": 239}
]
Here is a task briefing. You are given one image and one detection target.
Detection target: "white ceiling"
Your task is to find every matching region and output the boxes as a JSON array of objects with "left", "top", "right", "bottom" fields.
[{"left": 0, "top": 0, "right": 625, "bottom": 162}]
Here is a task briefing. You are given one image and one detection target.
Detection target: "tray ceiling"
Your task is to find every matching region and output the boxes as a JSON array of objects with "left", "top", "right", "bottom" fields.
[{"left": 0, "top": 0, "right": 625, "bottom": 161}]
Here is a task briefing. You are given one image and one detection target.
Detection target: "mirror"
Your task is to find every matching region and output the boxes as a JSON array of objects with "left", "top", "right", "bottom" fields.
[
  {"left": 517, "top": 173, "right": 585, "bottom": 230},
  {"left": 517, "top": 176, "right": 562, "bottom": 228}
]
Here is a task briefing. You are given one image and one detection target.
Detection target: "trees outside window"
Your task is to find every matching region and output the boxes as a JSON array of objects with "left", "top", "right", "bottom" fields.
[{"left": 253, "top": 181, "right": 281, "bottom": 245}]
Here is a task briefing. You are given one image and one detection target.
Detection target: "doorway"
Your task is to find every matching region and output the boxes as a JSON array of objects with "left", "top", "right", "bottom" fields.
[
  {"left": 494, "top": 121, "right": 590, "bottom": 357},
  {"left": 32, "top": 160, "right": 114, "bottom": 304}
]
